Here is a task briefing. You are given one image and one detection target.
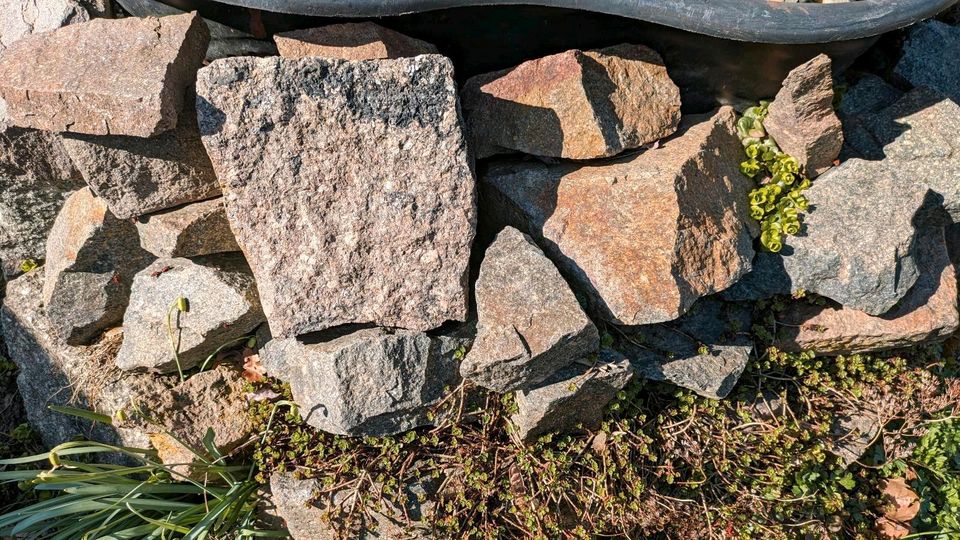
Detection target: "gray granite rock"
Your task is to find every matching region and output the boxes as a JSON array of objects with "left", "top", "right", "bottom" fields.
[
  {"left": 261, "top": 327, "right": 469, "bottom": 437},
  {"left": 42, "top": 187, "right": 153, "bottom": 345},
  {"left": 1, "top": 269, "right": 173, "bottom": 449},
  {"left": 0, "top": 126, "right": 84, "bottom": 278},
  {"left": 61, "top": 95, "right": 221, "bottom": 219},
  {"left": 838, "top": 74, "right": 903, "bottom": 119},
  {"left": 115, "top": 254, "right": 264, "bottom": 373},
  {"left": 623, "top": 297, "right": 753, "bottom": 399},
  {"left": 270, "top": 472, "right": 435, "bottom": 540},
  {"left": 512, "top": 349, "right": 634, "bottom": 441},
  {"left": 274, "top": 22, "right": 438, "bottom": 60},
  {"left": 724, "top": 159, "right": 933, "bottom": 315},
  {"left": 481, "top": 107, "right": 755, "bottom": 326},
  {"left": 462, "top": 43, "right": 681, "bottom": 160},
  {"left": 0, "top": 0, "right": 89, "bottom": 52},
  {"left": 136, "top": 198, "right": 239, "bottom": 258},
  {"left": 461, "top": 227, "right": 598, "bottom": 393},
  {"left": 0, "top": 12, "right": 210, "bottom": 137},
  {"left": 830, "top": 407, "right": 882, "bottom": 468},
  {"left": 894, "top": 20, "right": 960, "bottom": 103},
  {"left": 764, "top": 54, "right": 843, "bottom": 177},
  {"left": 197, "top": 55, "right": 475, "bottom": 337}
]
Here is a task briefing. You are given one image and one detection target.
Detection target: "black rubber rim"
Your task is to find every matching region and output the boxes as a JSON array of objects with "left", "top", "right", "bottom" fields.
[{"left": 204, "top": 0, "right": 957, "bottom": 43}]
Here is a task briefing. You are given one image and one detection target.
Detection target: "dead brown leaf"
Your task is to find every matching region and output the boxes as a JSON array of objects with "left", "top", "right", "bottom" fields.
[
  {"left": 242, "top": 349, "right": 266, "bottom": 383},
  {"left": 881, "top": 477, "right": 920, "bottom": 523}
]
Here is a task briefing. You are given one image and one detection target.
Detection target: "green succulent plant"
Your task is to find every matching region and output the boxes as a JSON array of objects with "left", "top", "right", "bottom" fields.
[{"left": 737, "top": 102, "right": 811, "bottom": 253}]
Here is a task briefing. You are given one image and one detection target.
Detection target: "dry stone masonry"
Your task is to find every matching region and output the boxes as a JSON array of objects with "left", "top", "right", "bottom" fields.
[{"left": 2, "top": 9, "right": 960, "bottom": 536}]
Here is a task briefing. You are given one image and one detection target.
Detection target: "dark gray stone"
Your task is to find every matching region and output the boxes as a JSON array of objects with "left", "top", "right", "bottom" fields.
[
  {"left": 136, "top": 198, "right": 240, "bottom": 258},
  {"left": 623, "top": 297, "right": 753, "bottom": 399},
  {"left": 512, "top": 349, "right": 634, "bottom": 441},
  {"left": 894, "top": 21, "right": 960, "bottom": 103},
  {"left": 197, "top": 55, "right": 475, "bottom": 337},
  {"left": 839, "top": 74, "right": 903, "bottom": 118},
  {"left": 1, "top": 269, "right": 173, "bottom": 449},
  {"left": 723, "top": 159, "right": 934, "bottom": 315},
  {"left": 460, "top": 227, "right": 598, "bottom": 393},
  {"left": 115, "top": 254, "right": 264, "bottom": 373},
  {"left": 42, "top": 188, "right": 153, "bottom": 345},
  {"left": 261, "top": 327, "right": 470, "bottom": 437}
]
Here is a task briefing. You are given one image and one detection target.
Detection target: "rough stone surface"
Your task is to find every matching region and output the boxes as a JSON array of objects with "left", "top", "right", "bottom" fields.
[
  {"left": 136, "top": 198, "right": 239, "bottom": 258},
  {"left": 764, "top": 54, "right": 843, "bottom": 177},
  {"left": 482, "top": 107, "right": 755, "bottom": 326},
  {"left": 61, "top": 96, "right": 221, "bottom": 219},
  {"left": 830, "top": 407, "right": 882, "bottom": 468},
  {"left": 274, "top": 22, "right": 437, "bottom": 60},
  {"left": 43, "top": 188, "right": 152, "bottom": 345},
  {"left": 894, "top": 20, "right": 960, "bottom": 104},
  {"left": 624, "top": 297, "right": 753, "bottom": 399},
  {"left": 0, "top": 12, "right": 210, "bottom": 137},
  {"left": 723, "top": 159, "right": 934, "bottom": 315},
  {"left": 261, "top": 327, "right": 470, "bottom": 437},
  {"left": 775, "top": 228, "right": 958, "bottom": 355},
  {"left": 115, "top": 255, "right": 264, "bottom": 373},
  {"left": 461, "top": 227, "right": 597, "bottom": 392},
  {"left": 197, "top": 55, "right": 475, "bottom": 337},
  {"left": 270, "top": 472, "right": 434, "bottom": 540},
  {"left": 1, "top": 269, "right": 173, "bottom": 450},
  {"left": 0, "top": 126, "right": 84, "bottom": 278},
  {"left": 462, "top": 43, "right": 681, "bottom": 160},
  {"left": 512, "top": 349, "right": 634, "bottom": 442},
  {"left": 838, "top": 74, "right": 903, "bottom": 162},
  {"left": 0, "top": 0, "right": 88, "bottom": 52},
  {"left": 127, "top": 365, "right": 253, "bottom": 471}
]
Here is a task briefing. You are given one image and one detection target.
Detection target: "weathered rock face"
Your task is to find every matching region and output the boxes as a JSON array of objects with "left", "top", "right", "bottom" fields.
[
  {"left": 724, "top": 159, "right": 933, "bottom": 315},
  {"left": 512, "top": 350, "right": 634, "bottom": 441},
  {"left": 624, "top": 297, "right": 753, "bottom": 400},
  {"left": 763, "top": 54, "right": 843, "bottom": 177},
  {"left": 127, "top": 366, "right": 253, "bottom": 471},
  {"left": 482, "top": 107, "right": 755, "bottom": 326},
  {"left": 0, "top": 12, "right": 210, "bottom": 137},
  {"left": 461, "top": 227, "right": 597, "bottom": 392},
  {"left": 274, "top": 22, "right": 438, "bottom": 60},
  {"left": 61, "top": 96, "right": 221, "bottom": 219},
  {"left": 775, "top": 229, "right": 958, "bottom": 355},
  {"left": 0, "top": 0, "right": 89, "bottom": 52},
  {"left": 838, "top": 74, "right": 903, "bottom": 161},
  {"left": 136, "top": 198, "right": 240, "bottom": 258},
  {"left": 197, "top": 55, "right": 475, "bottom": 337},
  {"left": 462, "top": 44, "right": 681, "bottom": 160},
  {"left": 270, "top": 473, "right": 435, "bottom": 540},
  {"left": 0, "top": 126, "right": 84, "bottom": 278},
  {"left": 43, "top": 188, "right": 152, "bottom": 345},
  {"left": 261, "top": 327, "right": 469, "bottom": 437},
  {"left": 115, "top": 255, "right": 264, "bottom": 373},
  {"left": 1, "top": 269, "right": 174, "bottom": 449},
  {"left": 894, "top": 21, "right": 960, "bottom": 104}
]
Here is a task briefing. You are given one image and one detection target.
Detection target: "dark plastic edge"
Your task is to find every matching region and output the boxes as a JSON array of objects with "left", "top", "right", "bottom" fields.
[{"left": 205, "top": 0, "right": 957, "bottom": 43}]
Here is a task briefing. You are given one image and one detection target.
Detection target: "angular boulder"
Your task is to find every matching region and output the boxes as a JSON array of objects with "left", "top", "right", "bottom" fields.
[
  {"left": 1, "top": 269, "right": 174, "bottom": 449},
  {"left": 775, "top": 228, "right": 958, "bottom": 355},
  {"left": 274, "top": 22, "right": 437, "bottom": 60},
  {"left": 724, "top": 159, "right": 934, "bottom": 315},
  {"left": 115, "top": 254, "right": 264, "bottom": 373},
  {"left": 0, "top": 0, "right": 88, "bottom": 52},
  {"left": 462, "top": 44, "right": 681, "bottom": 160},
  {"left": 197, "top": 55, "right": 475, "bottom": 337},
  {"left": 624, "top": 297, "right": 753, "bottom": 399},
  {"left": 261, "top": 327, "right": 469, "bottom": 437},
  {"left": 0, "top": 12, "right": 210, "bottom": 136},
  {"left": 136, "top": 198, "right": 240, "bottom": 258},
  {"left": 461, "top": 227, "right": 598, "bottom": 392},
  {"left": 763, "top": 54, "right": 843, "bottom": 177},
  {"left": 894, "top": 21, "right": 960, "bottom": 103},
  {"left": 61, "top": 95, "right": 221, "bottom": 219},
  {"left": 837, "top": 74, "right": 903, "bottom": 161},
  {"left": 43, "top": 187, "right": 152, "bottom": 345},
  {"left": 511, "top": 349, "right": 634, "bottom": 442},
  {"left": 0, "top": 126, "right": 84, "bottom": 278},
  {"left": 482, "top": 107, "right": 755, "bottom": 326}
]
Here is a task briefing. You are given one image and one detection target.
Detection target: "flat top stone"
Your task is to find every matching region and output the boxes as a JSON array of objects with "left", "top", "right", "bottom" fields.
[
  {"left": 894, "top": 20, "right": 960, "bottom": 103},
  {"left": 0, "top": 12, "right": 209, "bottom": 136},
  {"left": 461, "top": 226, "right": 597, "bottom": 392},
  {"left": 136, "top": 197, "right": 239, "bottom": 258},
  {"left": 482, "top": 107, "right": 754, "bottom": 326},
  {"left": 274, "top": 22, "right": 437, "bottom": 60},
  {"left": 197, "top": 55, "right": 475, "bottom": 337}
]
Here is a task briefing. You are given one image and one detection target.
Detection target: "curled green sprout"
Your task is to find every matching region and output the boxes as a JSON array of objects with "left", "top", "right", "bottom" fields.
[{"left": 737, "top": 102, "right": 811, "bottom": 253}]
